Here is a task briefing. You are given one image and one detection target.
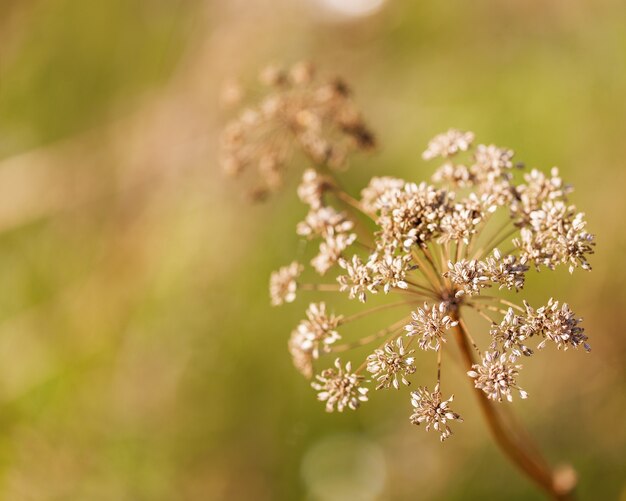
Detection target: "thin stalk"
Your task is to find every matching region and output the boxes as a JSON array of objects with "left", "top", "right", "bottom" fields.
[
  {"left": 468, "top": 301, "right": 508, "bottom": 316},
  {"left": 333, "top": 318, "right": 409, "bottom": 355},
  {"left": 404, "top": 279, "right": 438, "bottom": 298},
  {"left": 485, "top": 227, "right": 519, "bottom": 257},
  {"left": 454, "top": 239, "right": 463, "bottom": 263},
  {"left": 472, "top": 218, "right": 513, "bottom": 259},
  {"left": 436, "top": 346, "right": 442, "bottom": 384},
  {"left": 341, "top": 300, "right": 416, "bottom": 324},
  {"left": 355, "top": 322, "right": 411, "bottom": 372},
  {"left": 452, "top": 317, "right": 575, "bottom": 500},
  {"left": 469, "top": 304, "right": 498, "bottom": 324},
  {"left": 472, "top": 296, "right": 526, "bottom": 313},
  {"left": 354, "top": 240, "right": 375, "bottom": 252},
  {"left": 457, "top": 318, "right": 482, "bottom": 357},
  {"left": 301, "top": 282, "right": 425, "bottom": 299},
  {"left": 421, "top": 245, "right": 443, "bottom": 280},
  {"left": 443, "top": 241, "right": 451, "bottom": 267},
  {"left": 332, "top": 187, "right": 375, "bottom": 220},
  {"left": 411, "top": 249, "right": 442, "bottom": 292},
  {"left": 300, "top": 283, "right": 342, "bottom": 292},
  {"left": 329, "top": 188, "right": 376, "bottom": 247}
]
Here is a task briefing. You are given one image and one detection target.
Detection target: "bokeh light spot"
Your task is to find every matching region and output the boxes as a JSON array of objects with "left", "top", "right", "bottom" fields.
[
  {"left": 315, "top": 0, "right": 386, "bottom": 18},
  {"left": 301, "top": 433, "right": 386, "bottom": 501}
]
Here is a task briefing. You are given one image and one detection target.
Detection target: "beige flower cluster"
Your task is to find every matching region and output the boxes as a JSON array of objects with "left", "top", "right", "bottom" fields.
[{"left": 262, "top": 124, "right": 594, "bottom": 442}]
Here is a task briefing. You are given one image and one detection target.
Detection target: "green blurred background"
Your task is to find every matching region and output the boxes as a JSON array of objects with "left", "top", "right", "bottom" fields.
[{"left": 0, "top": 0, "right": 625, "bottom": 499}]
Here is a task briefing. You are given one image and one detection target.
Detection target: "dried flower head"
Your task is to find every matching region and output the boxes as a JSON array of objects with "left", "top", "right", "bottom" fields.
[
  {"left": 311, "top": 232, "right": 356, "bottom": 275},
  {"left": 524, "top": 299, "right": 590, "bottom": 352},
  {"left": 367, "top": 337, "right": 416, "bottom": 389},
  {"left": 311, "top": 358, "right": 369, "bottom": 412},
  {"left": 439, "top": 194, "right": 488, "bottom": 245},
  {"left": 369, "top": 252, "right": 412, "bottom": 293},
  {"left": 297, "top": 206, "right": 357, "bottom": 275},
  {"left": 405, "top": 302, "right": 458, "bottom": 351},
  {"left": 376, "top": 182, "right": 450, "bottom": 252},
  {"left": 293, "top": 302, "right": 343, "bottom": 359},
  {"left": 410, "top": 384, "right": 463, "bottom": 442},
  {"left": 511, "top": 167, "right": 573, "bottom": 225},
  {"left": 360, "top": 176, "right": 405, "bottom": 214},
  {"left": 468, "top": 351, "right": 528, "bottom": 402},
  {"left": 422, "top": 129, "right": 474, "bottom": 160},
  {"left": 297, "top": 206, "right": 354, "bottom": 240},
  {"left": 483, "top": 249, "right": 529, "bottom": 292},
  {"left": 446, "top": 249, "right": 529, "bottom": 297},
  {"left": 289, "top": 329, "right": 314, "bottom": 379},
  {"left": 445, "top": 259, "right": 490, "bottom": 297},
  {"left": 514, "top": 201, "right": 594, "bottom": 273},
  {"left": 265, "top": 126, "right": 593, "bottom": 450},
  {"left": 489, "top": 308, "right": 533, "bottom": 359},
  {"left": 269, "top": 261, "right": 303, "bottom": 306},
  {"left": 337, "top": 255, "right": 379, "bottom": 303},
  {"left": 220, "top": 62, "right": 375, "bottom": 200},
  {"left": 298, "top": 168, "right": 334, "bottom": 209}
]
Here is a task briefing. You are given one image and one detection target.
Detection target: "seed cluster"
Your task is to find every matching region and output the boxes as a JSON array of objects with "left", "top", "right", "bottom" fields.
[
  {"left": 409, "top": 384, "right": 463, "bottom": 442},
  {"left": 227, "top": 67, "right": 597, "bottom": 443},
  {"left": 220, "top": 62, "right": 375, "bottom": 200},
  {"left": 367, "top": 338, "right": 416, "bottom": 390}
]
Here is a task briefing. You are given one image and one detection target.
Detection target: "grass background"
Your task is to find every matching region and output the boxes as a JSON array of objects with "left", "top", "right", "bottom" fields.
[{"left": 0, "top": 0, "right": 625, "bottom": 499}]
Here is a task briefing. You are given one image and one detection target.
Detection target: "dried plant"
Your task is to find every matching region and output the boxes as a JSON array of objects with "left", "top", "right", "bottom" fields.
[
  {"left": 220, "top": 62, "right": 375, "bottom": 201},
  {"left": 225, "top": 66, "right": 594, "bottom": 499}
]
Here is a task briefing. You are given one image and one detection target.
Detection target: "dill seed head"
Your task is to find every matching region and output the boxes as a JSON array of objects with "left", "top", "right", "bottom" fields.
[
  {"left": 511, "top": 167, "right": 573, "bottom": 225},
  {"left": 297, "top": 168, "right": 334, "bottom": 209},
  {"left": 409, "top": 384, "right": 463, "bottom": 442},
  {"left": 269, "top": 261, "right": 303, "bottom": 306},
  {"left": 525, "top": 299, "right": 590, "bottom": 352},
  {"left": 445, "top": 259, "right": 491, "bottom": 297},
  {"left": 514, "top": 201, "right": 594, "bottom": 273},
  {"left": 422, "top": 129, "right": 475, "bottom": 160},
  {"left": 360, "top": 176, "right": 406, "bottom": 214},
  {"left": 220, "top": 62, "right": 375, "bottom": 200},
  {"left": 293, "top": 302, "right": 343, "bottom": 359},
  {"left": 446, "top": 249, "right": 529, "bottom": 297},
  {"left": 376, "top": 182, "right": 449, "bottom": 252},
  {"left": 432, "top": 161, "right": 473, "bottom": 187},
  {"left": 368, "top": 252, "right": 412, "bottom": 294},
  {"left": 483, "top": 249, "right": 529, "bottom": 292},
  {"left": 468, "top": 351, "right": 528, "bottom": 402},
  {"left": 405, "top": 302, "right": 458, "bottom": 351},
  {"left": 367, "top": 337, "right": 416, "bottom": 390},
  {"left": 289, "top": 330, "right": 314, "bottom": 379},
  {"left": 438, "top": 193, "right": 488, "bottom": 245},
  {"left": 473, "top": 144, "right": 515, "bottom": 177},
  {"left": 264, "top": 125, "right": 594, "bottom": 443},
  {"left": 337, "top": 255, "right": 379, "bottom": 303},
  {"left": 311, "top": 358, "right": 369, "bottom": 412},
  {"left": 489, "top": 308, "right": 534, "bottom": 360},
  {"left": 311, "top": 233, "right": 357, "bottom": 275},
  {"left": 296, "top": 206, "right": 354, "bottom": 240}
]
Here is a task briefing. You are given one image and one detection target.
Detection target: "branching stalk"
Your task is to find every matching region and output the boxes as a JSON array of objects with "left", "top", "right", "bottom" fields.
[{"left": 452, "top": 317, "right": 576, "bottom": 500}]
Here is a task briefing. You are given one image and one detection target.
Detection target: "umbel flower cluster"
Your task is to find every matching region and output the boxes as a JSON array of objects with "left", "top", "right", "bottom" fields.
[
  {"left": 267, "top": 127, "right": 594, "bottom": 442},
  {"left": 219, "top": 62, "right": 375, "bottom": 201}
]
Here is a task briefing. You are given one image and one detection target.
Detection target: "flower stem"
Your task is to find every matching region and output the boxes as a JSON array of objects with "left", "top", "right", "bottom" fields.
[
  {"left": 341, "top": 300, "right": 417, "bottom": 324},
  {"left": 452, "top": 317, "right": 576, "bottom": 500}
]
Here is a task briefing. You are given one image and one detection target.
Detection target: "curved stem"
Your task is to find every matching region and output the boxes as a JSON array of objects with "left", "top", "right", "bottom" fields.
[{"left": 452, "top": 317, "right": 576, "bottom": 500}]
